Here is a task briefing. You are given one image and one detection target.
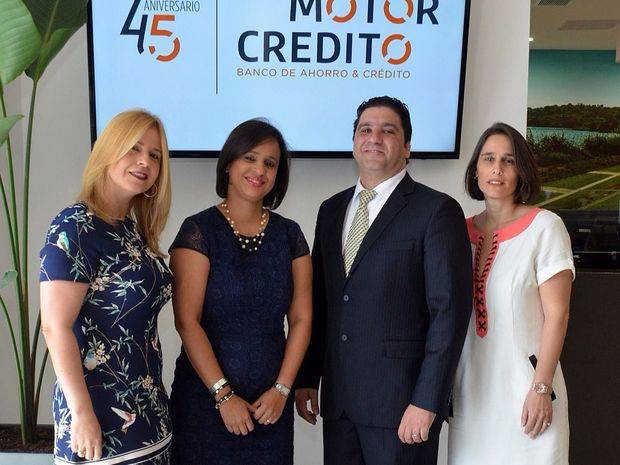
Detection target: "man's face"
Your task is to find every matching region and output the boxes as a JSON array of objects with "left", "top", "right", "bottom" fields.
[{"left": 353, "top": 106, "right": 410, "bottom": 179}]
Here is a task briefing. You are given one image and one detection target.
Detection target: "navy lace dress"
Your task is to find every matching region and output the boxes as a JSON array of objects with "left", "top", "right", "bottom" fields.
[
  {"left": 40, "top": 204, "right": 172, "bottom": 464},
  {"left": 169, "top": 206, "right": 309, "bottom": 465}
]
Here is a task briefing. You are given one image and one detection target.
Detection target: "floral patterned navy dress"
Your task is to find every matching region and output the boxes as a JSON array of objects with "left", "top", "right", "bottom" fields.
[
  {"left": 40, "top": 204, "right": 172, "bottom": 465},
  {"left": 168, "top": 206, "right": 309, "bottom": 465}
]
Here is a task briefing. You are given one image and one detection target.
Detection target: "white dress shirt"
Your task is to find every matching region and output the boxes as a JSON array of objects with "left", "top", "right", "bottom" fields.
[{"left": 341, "top": 168, "right": 408, "bottom": 249}]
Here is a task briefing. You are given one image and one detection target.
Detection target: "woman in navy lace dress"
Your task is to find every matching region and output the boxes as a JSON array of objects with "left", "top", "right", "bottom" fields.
[
  {"left": 169, "top": 120, "right": 312, "bottom": 465},
  {"left": 40, "top": 110, "right": 173, "bottom": 464}
]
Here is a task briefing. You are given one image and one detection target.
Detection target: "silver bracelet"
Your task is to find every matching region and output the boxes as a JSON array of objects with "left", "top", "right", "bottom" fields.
[
  {"left": 213, "top": 382, "right": 230, "bottom": 397},
  {"left": 273, "top": 382, "right": 291, "bottom": 398},
  {"left": 209, "top": 377, "right": 228, "bottom": 395}
]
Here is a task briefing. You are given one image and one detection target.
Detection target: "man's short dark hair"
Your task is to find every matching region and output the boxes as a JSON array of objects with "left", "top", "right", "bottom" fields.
[
  {"left": 352, "top": 96, "right": 412, "bottom": 144},
  {"left": 464, "top": 122, "right": 540, "bottom": 204},
  {"left": 216, "top": 119, "right": 290, "bottom": 209}
]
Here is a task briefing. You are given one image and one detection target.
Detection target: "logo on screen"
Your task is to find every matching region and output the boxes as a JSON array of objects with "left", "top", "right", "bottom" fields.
[
  {"left": 121, "top": 0, "right": 200, "bottom": 62},
  {"left": 325, "top": 0, "right": 415, "bottom": 24},
  {"left": 238, "top": 0, "right": 439, "bottom": 66}
]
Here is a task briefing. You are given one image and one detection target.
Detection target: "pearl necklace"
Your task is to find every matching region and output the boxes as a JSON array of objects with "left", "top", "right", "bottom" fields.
[{"left": 221, "top": 201, "right": 267, "bottom": 252}]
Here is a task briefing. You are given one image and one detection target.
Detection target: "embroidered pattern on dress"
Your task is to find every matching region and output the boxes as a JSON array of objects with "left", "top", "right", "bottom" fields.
[{"left": 473, "top": 233, "right": 499, "bottom": 337}]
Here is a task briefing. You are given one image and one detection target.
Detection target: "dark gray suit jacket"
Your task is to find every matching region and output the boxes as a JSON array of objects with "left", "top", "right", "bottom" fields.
[{"left": 297, "top": 173, "right": 472, "bottom": 428}]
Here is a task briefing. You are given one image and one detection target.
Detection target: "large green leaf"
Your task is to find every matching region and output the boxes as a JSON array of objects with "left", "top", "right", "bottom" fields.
[
  {"left": 0, "top": 270, "right": 18, "bottom": 290},
  {"left": 22, "top": 0, "right": 89, "bottom": 82},
  {"left": 0, "top": 115, "right": 23, "bottom": 147},
  {"left": 0, "top": 0, "right": 41, "bottom": 87}
]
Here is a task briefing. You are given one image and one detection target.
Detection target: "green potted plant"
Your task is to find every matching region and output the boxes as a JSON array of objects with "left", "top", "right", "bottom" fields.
[{"left": 0, "top": 0, "right": 88, "bottom": 460}]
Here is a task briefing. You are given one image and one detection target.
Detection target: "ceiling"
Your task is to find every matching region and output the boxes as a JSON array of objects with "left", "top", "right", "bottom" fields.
[{"left": 530, "top": 0, "right": 620, "bottom": 50}]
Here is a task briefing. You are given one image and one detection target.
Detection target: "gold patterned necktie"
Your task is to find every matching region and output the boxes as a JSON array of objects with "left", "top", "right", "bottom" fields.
[{"left": 343, "top": 189, "right": 377, "bottom": 276}]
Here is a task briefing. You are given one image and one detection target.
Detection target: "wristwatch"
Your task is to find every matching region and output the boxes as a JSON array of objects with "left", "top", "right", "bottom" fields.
[
  {"left": 531, "top": 382, "right": 553, "bottom": 395},
  {"left": 273, "top": 382, "right": 291, "bottom": 398}
]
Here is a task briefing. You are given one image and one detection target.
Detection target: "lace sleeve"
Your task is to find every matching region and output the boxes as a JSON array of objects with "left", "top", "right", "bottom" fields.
[
  {"left": 169, "top": 216, "right": 209, "bottom": 257},
  {"left": 287, "top": 220, "right": 310, "bottom": 260}
]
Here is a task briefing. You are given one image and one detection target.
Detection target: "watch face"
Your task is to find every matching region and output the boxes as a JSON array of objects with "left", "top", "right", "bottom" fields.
[{"left": 275, "top": 383, "right": 290, "bottom": 396}]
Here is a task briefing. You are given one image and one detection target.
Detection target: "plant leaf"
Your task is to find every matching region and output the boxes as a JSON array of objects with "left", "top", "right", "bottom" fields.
[
  {"left": 22, "top": 0, "right": 89, "bottom": 82},
  {"left": 0, "top": 0, "right": 42, "bottom": 86},
  {"left": 0, "top": 269, "right": 18, "bottom": 290},
  {"left": 0, "top": 115, "right": 23, "bottom": 148}
]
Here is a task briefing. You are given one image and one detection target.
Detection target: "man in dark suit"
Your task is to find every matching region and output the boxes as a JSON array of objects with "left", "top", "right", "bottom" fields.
[{"left": 295, "top": 96, "right": 472, "bottom": 465}]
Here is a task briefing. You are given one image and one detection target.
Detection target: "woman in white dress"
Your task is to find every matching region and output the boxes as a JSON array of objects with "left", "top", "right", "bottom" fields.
[{"left": 448, "top": 122, "right": 574, "bottom": 465}]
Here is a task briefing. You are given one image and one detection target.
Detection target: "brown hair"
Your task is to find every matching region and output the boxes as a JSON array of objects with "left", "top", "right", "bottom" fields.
[{"left": 464, "top": 122, "right": 540, "bottom": 204}]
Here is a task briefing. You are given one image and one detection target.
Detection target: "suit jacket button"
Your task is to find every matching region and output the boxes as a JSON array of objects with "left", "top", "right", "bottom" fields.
[
  {"left": 341, "top": 334, "right": 348, "bottom": 341},
  {"left": 343, "top": 295, "right": 349, "bottom": 302}
]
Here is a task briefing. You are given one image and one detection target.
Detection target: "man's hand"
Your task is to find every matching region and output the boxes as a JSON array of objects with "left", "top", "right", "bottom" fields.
[
  {"left": 397, "top": 404, "right": 436, "bottom": 444},
  {"left": 295, "top": 388, "right": 319, "bottom": 425}
]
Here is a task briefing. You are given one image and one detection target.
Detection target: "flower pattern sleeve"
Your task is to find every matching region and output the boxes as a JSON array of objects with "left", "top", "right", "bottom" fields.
[
  {"left": 169, "top": 216, "right": 210, "bottom": 257},
  {"left": 287, "top": 219, "right": 310, "bottom": 260},
  {"left": 535, "top": 215, "right": 575, "bottom": 285},
  {"left": 40, "top": 205, "right": 99, "bottom": 283}
]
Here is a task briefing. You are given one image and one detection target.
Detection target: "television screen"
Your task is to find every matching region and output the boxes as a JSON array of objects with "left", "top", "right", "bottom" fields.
[{"left": 88, "top": 0, "right": 470, "bottom": 158}]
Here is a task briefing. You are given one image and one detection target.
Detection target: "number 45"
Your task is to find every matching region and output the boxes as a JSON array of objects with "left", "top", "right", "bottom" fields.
[{"left": 121, "top": 0, "right": 181, "bottom": 62}]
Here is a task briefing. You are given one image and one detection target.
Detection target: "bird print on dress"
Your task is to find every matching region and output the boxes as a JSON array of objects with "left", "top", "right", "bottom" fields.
[
  {"left": 57, "top": 231, "right": 70, "bottom": 253},
  {"left": 111, "top": 407, "right": 137, "bottom": 432}
]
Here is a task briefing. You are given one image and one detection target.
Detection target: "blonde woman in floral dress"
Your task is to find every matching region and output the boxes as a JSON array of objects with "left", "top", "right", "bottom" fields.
[{"left": 40, "top": 110, "right": 173, "bottom": 464}]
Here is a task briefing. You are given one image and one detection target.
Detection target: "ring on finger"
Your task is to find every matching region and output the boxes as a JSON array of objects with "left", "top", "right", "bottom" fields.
[
  {"left": 412, "top": 432, "right": 420, "bottom": 439},
  {"left": 265, "top": 419, "right": 271, "bottom": 424}
]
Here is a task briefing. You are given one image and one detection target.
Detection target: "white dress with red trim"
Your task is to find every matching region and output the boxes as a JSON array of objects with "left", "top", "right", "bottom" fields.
[{"left": 447, "top": 208, "right": 574, "bottom": 465}]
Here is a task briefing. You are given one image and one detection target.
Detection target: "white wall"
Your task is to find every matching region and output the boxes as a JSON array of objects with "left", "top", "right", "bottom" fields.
[{"left": 0, "top": 0, "right": 530, "bottom": 463}]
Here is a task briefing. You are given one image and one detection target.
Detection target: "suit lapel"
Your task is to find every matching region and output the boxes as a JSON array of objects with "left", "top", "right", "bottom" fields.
[{"left": 345, "top": 174, "right": 415, "bottom": 281}]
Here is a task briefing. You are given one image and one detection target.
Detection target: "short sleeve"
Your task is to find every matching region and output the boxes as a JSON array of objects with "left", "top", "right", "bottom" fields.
[
  {"left": 39, "top": 206, "right": 100, "bottom": 283},
  {"left": 535, "top": 215, "right": 575, "bottom": 285},
  {"left": 169, "top": 216, "right": 210, "bottom": 257},
  {"left": 287, "top": 220, "right": 310, "bottom": 260}
]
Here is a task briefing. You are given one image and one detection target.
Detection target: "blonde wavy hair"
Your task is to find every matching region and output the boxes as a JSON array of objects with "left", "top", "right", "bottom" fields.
[{"left": 78, "top": 109, "right": 172, "bottom": 257}]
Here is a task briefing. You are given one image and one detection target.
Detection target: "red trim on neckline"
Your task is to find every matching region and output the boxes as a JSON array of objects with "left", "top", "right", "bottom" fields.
[
  {"left": 467, "top": 208, "right": 542, "bottom": 338},
  {"left": 472, "top": 233, "right": 497, "bottom": 338},
  {"left": 466, "top": 208, "right": 542, "bottom": 244}
]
